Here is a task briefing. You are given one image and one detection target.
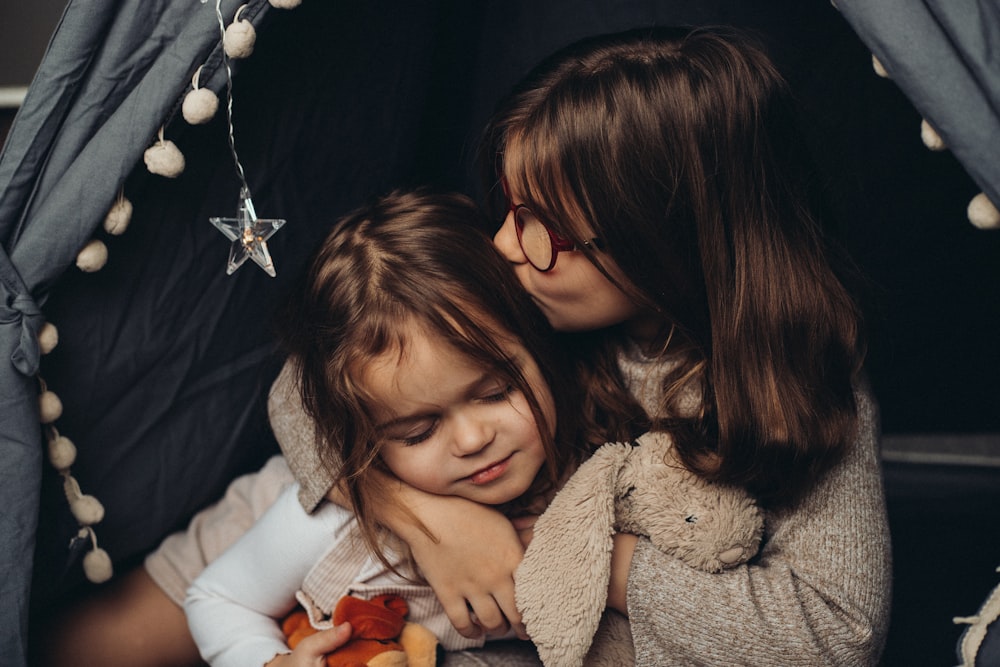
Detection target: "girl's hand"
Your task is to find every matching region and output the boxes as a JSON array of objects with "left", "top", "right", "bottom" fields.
[
  {"left": 326, "top": 473, "right": 528, "bottom": 639},
  {"left": 400, "top": 494, "right": 527, "bottom": 640},
  {"left": 266, "top": 622, "right": 352, "bottom": 667}
]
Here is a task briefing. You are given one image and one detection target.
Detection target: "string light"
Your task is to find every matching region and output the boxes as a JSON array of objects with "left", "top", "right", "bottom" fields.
[{"left": 208, "top": 0, "right": 286, "bottom": 276}]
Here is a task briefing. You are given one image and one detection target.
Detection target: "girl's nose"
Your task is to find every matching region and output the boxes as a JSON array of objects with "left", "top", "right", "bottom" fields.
[
  {"left": 451, "top": 411, "right": 494, "bottom": 457},
  {"left": 493, "top": 213, "right": 525, "bottom": 264}
]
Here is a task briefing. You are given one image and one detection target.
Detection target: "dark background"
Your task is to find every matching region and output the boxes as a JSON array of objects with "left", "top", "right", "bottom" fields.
[{"left": 4, "top": 2, "right": 998, "bottom": 666}]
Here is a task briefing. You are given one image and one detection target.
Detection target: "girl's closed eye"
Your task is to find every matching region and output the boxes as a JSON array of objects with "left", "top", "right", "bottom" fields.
[
  {"left": 380, "top": 381, "right": 514, "bottom": 446},
  {"left": 479, "top": 383, "right": 516, "bottom": 404},
  {"left": 384, "top": 418, "right": 440, "bottom": 447}
]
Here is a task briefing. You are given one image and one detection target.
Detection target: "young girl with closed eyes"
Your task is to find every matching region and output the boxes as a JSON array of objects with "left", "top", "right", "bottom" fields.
[{"left": 182, "top": 190, "right": 613, "bottom": 667}]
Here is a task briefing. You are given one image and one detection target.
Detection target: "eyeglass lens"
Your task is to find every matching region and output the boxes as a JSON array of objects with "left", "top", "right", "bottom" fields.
[{"left": 516, "top": 208, "right": 556, "bottom": 270}]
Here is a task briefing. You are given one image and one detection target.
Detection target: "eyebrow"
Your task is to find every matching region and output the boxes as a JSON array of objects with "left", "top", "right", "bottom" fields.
[{"left": 373, "top": 369, "right": 504, "bottom": 431}]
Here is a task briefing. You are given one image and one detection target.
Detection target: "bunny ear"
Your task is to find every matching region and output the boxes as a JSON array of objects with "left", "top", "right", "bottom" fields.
[{"left": 516, "top": 442, "right": 632, "bottom": 667}]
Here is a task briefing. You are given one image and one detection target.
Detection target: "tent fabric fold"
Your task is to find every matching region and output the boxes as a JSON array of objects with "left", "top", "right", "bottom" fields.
[
  {"left": 0, "top": 1, "right": 275, "bottom": 660},
  {"left": 3, "top": 0, "right": 272, "bottom": 290},
  {"left": 836, "top": 0, "right": 1000, "bottom": 208}
]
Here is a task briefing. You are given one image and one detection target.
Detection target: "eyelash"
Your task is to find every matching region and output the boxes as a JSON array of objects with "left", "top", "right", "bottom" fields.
[
  {"left": 397, "top": 384, "right": 516, "bottom": 446},
  {"left": 481, "top": 384, "right": 515, "bottom": 403},
  {"left": 400, "top": 425, "right": 437, "bottom": 447}
]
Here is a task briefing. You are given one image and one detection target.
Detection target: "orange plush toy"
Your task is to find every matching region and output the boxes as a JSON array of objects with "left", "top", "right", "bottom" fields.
[{"left": 282, "top": 594, "right": 439, "bottom": 667}]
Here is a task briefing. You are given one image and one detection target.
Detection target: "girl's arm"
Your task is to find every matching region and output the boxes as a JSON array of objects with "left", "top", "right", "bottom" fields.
[
  {"left": 328, "top": 476, "right": 528, "bottom": 640},
  {"left": 184, "top": 485, "right": 353, "bottom": 667},
  {"left": 606, "top": 532, "right": 638, "bottom": 614},
  {"left": 624, "top": 388, "right": 892, "bottom": 666}
]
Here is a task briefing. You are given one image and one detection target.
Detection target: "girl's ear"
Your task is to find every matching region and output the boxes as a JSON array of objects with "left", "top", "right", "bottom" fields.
[{"left": 514, "top": 442, "right": 632, "bottom": 667}]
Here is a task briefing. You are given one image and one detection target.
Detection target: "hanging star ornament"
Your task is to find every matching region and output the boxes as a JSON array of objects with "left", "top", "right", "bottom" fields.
[{"left": 210, "top": 188, "right": 285, "bottom": 277}]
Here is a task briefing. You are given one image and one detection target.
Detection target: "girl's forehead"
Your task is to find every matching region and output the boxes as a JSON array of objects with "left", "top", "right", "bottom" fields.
[
  {"left": 502, "top": 133, "right": 537, "bottom": 188},
  {"left": 503, "top": 134, "right": 579, "bottom": 214},
  {"left": 354, "top": 316, "right": 525, "bottom": 396},
  {"left": 356, "top": 323, "right": 527, "bottom": 418}
]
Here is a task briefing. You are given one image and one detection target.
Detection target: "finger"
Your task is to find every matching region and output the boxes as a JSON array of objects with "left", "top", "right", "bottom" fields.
[
  {"left": 298, "top": 622, "right": 352, "bottom": 656},
  {"left": 467, "top": 596, "right": 509, "bottom": 636},
  {"left": 442, "top": 599, "right": 482, "bottom": 639},
  {"left": 494, "top": 585, "right": 527, "bottom": 640}
]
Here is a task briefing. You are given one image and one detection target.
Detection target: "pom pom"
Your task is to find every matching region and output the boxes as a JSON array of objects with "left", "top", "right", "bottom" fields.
[
  {"left": 182, "top": 87, "right": 219, "bottom": 125},
  {"left": 144, "top": 138, "right": 185, "bottom": 177},
  {"left": 69, "top": 494, "right": 106, "bottom": 525},
  {"left": 872, "top": 54, "right": 889, "bottom": 78},
  {"left": 39, "top": 390, "right": 63, "bottom": 423},
  {"left": 83, "top": 547, "right": 114, "bottom": 584},
  {"left": 224, "top": 7, "right": 256, "bottom": 59},
  {"left": 269, "top": 0, "right": 302, "bottom": 7},
  {"left": 968, "top": 192, "right": 1000, "bottom": 230},
  {"left": 76, "top": 239, "right": 109, "bottom": 272},
  {"left": 103, "top": 197, "right": 133, "bottom": 235},
  {"left": 48, "top": 435, "right": 77, "bottom": 470},
  {"left": 920, "top": 119, "right": 946, "bottom": 151},
  {"left": 38, "top": 321, "right": 59, "bottom": 355}
]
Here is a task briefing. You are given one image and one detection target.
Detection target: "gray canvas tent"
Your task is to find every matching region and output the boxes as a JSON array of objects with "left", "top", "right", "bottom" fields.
[{"left": 1, "top": 2, "right": 997, "bottom": 665}]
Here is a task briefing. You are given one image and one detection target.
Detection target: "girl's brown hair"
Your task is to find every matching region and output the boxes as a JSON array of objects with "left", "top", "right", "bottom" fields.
[
  {"left": 278, "top": 190, "right": 591, "bottom": 563},
  {"left": 482, "top": 26, "right": 866, "bottom": 506}
]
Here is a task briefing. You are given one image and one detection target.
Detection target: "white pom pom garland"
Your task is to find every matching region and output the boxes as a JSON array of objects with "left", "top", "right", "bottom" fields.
[
  {"left": 36, "top": 333, "right": 113, "bottom": 584},
  {"left": 144, "top": 127, "right": 185, "bottom": 177},
  {"left": 39, "top": 389, "right": 63, "bottom": 423},
  {"left": 144, "top": 141, "right": 185, "bottom": 177},
  {"left": 872, "top": 54, "right": 889, "bottom": 78},
  {"left": 182, "top": 66, "right": 219, "bottom": 125},
  {"left": 183, "top": 87, "right": 220, "bottom": 125},
  {"left": 920, "top": 119, "right": 946, "bottom": 151},
  {"left": 78, "top": 527, "right": 114, "bottom": 584},
  {"left": 70, "top": 494, "right": 106, "bottom": 526},
  {"left": 47, "top": 433, "right": 78, "bottom": 470},
  {"left": 224, "top": 5, "right": 256, "bottom": 58},
  {"left": 64, "top": 475, "right": 106, "bottom": 525},
  {"left": 968, "top": 192, "right": 1000, "bottom": 230},
  {"left": 103, "top": 194, "right": 133, "bottom": 235},
  {"left": 76, "top": 239, "right": 109, "bottom": 272},
  {"left": 38, "top": 321, "right": 59, "bottom": 355},
  {"left": 39, "top": 372, "right": 113, "bottom": 583},
  {"left": 83, "top": 545, "right": 114, "bottom": 584}
]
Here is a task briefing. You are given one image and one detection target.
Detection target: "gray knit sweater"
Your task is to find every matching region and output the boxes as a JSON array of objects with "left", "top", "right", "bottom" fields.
[{"left": 617, "top": 345, "right": 892, "bottom": 666}]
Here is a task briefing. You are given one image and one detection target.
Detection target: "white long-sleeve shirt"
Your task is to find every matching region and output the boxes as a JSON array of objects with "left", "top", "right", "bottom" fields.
[
  {"left": 184, "top": 484, "right": 488, "bottom": 667},
  {"left": 184, "top": 486, "right": 355, "bottom": 667}
]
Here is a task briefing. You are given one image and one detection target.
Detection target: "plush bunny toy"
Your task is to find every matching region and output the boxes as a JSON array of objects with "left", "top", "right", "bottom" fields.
[{"left": 515, "top": 431, "right": 764, "bottom": 667}]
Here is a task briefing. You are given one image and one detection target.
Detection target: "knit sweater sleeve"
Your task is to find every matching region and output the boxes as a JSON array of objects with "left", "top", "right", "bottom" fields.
[
  {"left": 268, "top": 359, "right": 337, "bottom": 513},
  {"left": 625, "top": 387, "right": 892, "bottom": 666}
]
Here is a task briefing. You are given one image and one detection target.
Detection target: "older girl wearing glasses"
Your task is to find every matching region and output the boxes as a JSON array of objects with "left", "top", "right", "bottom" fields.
[{"left": 398, "top": 25, "right": 891, "bottom": 666}]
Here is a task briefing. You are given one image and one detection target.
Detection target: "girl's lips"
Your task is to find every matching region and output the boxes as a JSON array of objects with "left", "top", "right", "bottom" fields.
[{"left": 468, "top": 454, "right": 513, "bottom": 485}]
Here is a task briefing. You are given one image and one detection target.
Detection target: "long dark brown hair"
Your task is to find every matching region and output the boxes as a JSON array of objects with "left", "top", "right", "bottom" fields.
[
  {"left": 482, "top": 26, "right": 866, "bottom": 505},
  {"left": 278, "top": 190, "right": 593, "bottom": 562}
]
